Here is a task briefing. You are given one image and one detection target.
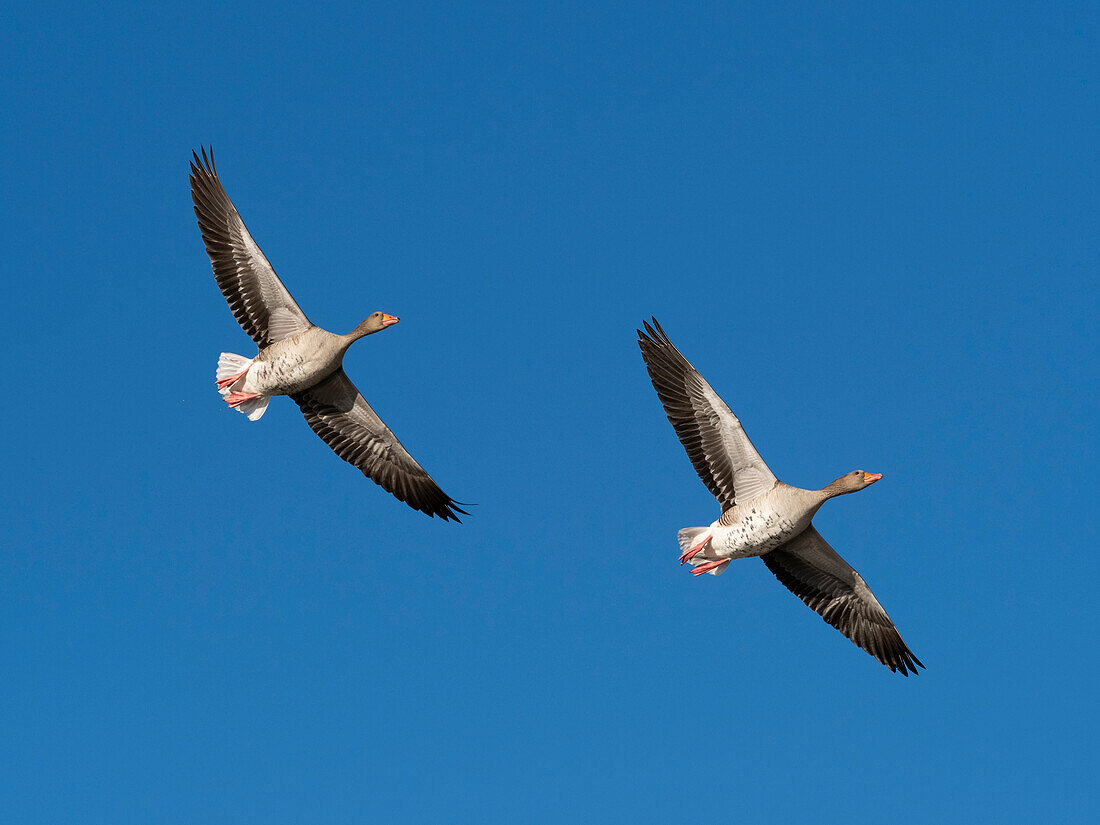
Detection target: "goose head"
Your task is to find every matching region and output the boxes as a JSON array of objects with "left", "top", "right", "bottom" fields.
[
  {"left": 822, "top": 470, "right": 883, "bottom": 498},
  {"left": 349, "top": 312, "right": 400, "bottom": 339}
]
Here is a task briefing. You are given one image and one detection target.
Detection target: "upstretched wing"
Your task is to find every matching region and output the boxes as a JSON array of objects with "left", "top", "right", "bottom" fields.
[
  {"left": 189, "top": 147, "right": 313, "bottom": 348},
  {"left": 290, "top": 370, "right": 467, "bottom": 522},
  {"left": 762, "top": 527, "right": 924, "bottom": 675},
  {"left": 637, "top": 318, "right": 777, "bottom": 509}
]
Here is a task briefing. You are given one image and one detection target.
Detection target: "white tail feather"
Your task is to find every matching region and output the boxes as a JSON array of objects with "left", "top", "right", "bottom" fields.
[
  {"left": 678, "top": 526, "right": 729, "bottom": 575},
  {"left": 216, "top": 352, "right": 268, "bottom": 421},
  {"left": 677, "top": 527, "right": 709, "bottom": 555},
  {"left": 216, "top": 352, "right": 253, "bottom": 392},
  {"left": 236, "top": 394, "right": 269, "bottom": 421}
]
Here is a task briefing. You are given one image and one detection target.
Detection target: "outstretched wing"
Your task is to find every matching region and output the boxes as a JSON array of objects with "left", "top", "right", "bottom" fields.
[
  {"left": 762, "top": 527, "right": 924, "bottom": 675},
  {"left": 190, "top": 147, "right": 312, "bottom": 348},
  {"left": 290, "top": 370, "right": 467, "bottom": 522},
  {"left": 637, "top": 318, "right": 777, "bottom": 509}
]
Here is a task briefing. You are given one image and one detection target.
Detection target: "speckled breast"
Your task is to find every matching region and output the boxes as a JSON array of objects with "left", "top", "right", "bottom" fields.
[
  {"left": 712, "top": 506, "right": 806, "bottom": 558},
  {"left": 244, "top": 335, "right": 346, "bottom": 396}
]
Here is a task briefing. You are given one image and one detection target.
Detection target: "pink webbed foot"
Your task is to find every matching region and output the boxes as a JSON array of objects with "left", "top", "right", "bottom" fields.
[
  {"left": 216, "top": 367, "right": 250, "bottom": 390},
  {"left": 224, "top": 391, "right": 261, "bottom": 409},
  {"left": 679, "top": 537, "right": 712, "bottom": 566},
  {"left": 691, "top": 558, "right": 731, "bottom": 577}
]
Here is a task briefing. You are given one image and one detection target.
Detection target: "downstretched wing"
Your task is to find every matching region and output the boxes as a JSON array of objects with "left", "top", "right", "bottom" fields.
[
  {"left": 762, "top": 527, "right": 924, "bottom": 675},
  {"left": 190, "top": 147, "right": 313, "bottom": 348},
  {"left": 637, "top": 318, "right": 777, "bottom": 509},
  {"left": 290, "top": 370, "right": 467, "bottom": 522}
]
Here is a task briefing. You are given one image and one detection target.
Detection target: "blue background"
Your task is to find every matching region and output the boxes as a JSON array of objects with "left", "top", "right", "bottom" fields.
[{"left": 2, "top": 1, "right": 1097, "bottom": 821}]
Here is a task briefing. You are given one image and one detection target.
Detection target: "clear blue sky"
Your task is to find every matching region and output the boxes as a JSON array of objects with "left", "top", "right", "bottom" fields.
[{"left": 2, "top": 1, "right": 1097, "bottom": 822}]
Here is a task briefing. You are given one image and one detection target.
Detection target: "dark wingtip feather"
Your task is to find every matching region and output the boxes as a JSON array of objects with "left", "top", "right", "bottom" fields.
[
  {"left": 638, "top": 317, "right": 677, "bottom": 352},
  {"left": 637, "top": 317, "right": 665, "bottom": 350},
  {"left": 190, "top": 146, "right": 216, "bottom": 177},
  {"left": 434, "top": 499, "right": 472, "bottom": 523},
  {"left": 760, "top": 549, "right": 924, "bottom": 677}
]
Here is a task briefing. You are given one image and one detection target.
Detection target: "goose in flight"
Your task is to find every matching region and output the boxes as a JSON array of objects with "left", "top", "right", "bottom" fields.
[
  {"left": 190, "top": 148, "right": 466, "bottom": 521},
  {"left": 637, "top": 318, "right": 922, "bottom": 674}
]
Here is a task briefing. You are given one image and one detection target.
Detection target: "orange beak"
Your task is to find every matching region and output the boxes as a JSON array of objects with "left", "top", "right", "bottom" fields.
[
  {"left": 381, "top": 314, "right": 400, "bottom": 326},
  {"left": 864, "top": 473, "right": 883, "bottom": 484}
]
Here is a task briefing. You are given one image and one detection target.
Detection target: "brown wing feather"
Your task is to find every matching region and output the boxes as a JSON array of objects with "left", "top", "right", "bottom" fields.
[
  {"left": 637, "top": 318, "right": 776, "bottom": 509},
  {"left": 189, "top": 147, "right": 312, "bottom": 348},
  {"left": 290, "top": 370, "right": 467, "bottom": 522},
  {"left": 762, "top": 527, "right": 923, "bottom": 675}
]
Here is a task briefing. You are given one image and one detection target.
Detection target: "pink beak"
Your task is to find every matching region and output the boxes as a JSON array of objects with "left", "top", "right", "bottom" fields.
[
  {"left": 864, "top": 473, "right": 883, "bottom": 484},
  {"left": 381, "top": 314, "right": 400, "bottom": 326}
]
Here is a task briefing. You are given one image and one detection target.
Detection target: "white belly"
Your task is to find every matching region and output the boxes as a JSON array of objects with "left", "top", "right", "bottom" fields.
[
  {"left": 241, "top": 343, "right": 343, "bottom": 396},
  {"left": 710, "top": 507, "right": 809, "bottom": 558}
]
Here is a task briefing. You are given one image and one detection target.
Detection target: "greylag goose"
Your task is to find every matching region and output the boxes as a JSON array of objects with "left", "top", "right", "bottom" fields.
[
  {"left": 190, "top": 148, "right": 466, "bottom": 522},
  {"left": 637, "top": 319, "right": 922, "bottom": 675}
]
